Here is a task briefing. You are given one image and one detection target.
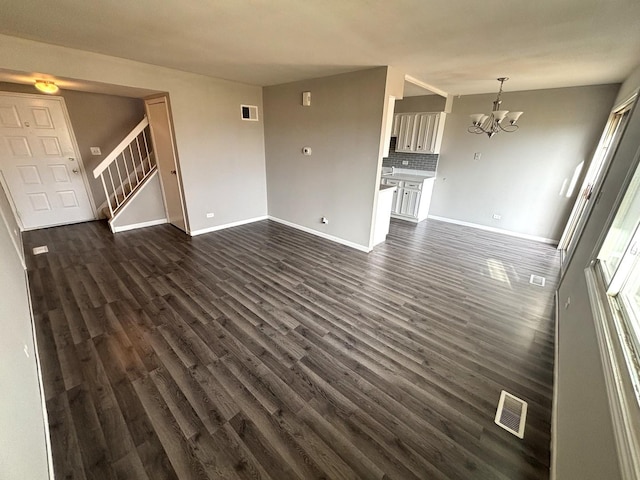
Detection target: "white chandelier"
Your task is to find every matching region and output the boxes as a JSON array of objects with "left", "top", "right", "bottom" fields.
[{"left": 468, "top": 77, "right": 523, "bottom": 138}]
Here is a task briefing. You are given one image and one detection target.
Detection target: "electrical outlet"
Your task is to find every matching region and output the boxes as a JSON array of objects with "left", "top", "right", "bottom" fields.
[
  {"left": 206, "top": 212, "right": 215, "bottom": 218},
  {"left": 402, "top": 160, "right": 409, "bottom": 165},
  {"left": 565, "top": 297, "right": 571, "bottom": 309},
  {"left": 474, "top": 152, "right": 482, "bottom": 161},
  {"left": 321, "top": 217, "right": 328, "bottom": 224},
  {"left": 492, "top": 214, "right": 502, "bottom": 220}
]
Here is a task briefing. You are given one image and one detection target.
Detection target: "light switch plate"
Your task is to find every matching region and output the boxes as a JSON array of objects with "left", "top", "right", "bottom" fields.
[{"left": 90, "top": 147, "right": 102, "bottom": 155}]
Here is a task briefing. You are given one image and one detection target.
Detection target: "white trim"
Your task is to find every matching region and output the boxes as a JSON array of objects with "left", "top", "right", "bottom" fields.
[
  {"left": 404, "top": 74, "right": 448, "bottom": 98},
  {"left": 613, "top": 92, "right": 638, "bottom": 117},
  {"left": 23, "top": 271, "right": 55, "bottom": 480},
  {"left": 586, "top": 268, "right": 640, "bottom": 479},
  {"left": 145, "top": 96, "right": 190, "bottom": 233},
  {"left": 428, "top": 215, "right": 559, "bottom": 245},
  {"left": 550, "top": 292, "right": 560, "bottom": 480},
  {"left": 0, "top": 172, "right": 25, "bottom": 268},
  {"left": 268, "top": 216, "right": 372, "bottom": 253},
  {"left": 190, "top": 215, "right": 269, "bottom": 236},
  {"left": 111, "top": 218, "right": 167, "bottom": 233},
  {"left": 391, "top": 213, "right": 421, "bottom": 224}
]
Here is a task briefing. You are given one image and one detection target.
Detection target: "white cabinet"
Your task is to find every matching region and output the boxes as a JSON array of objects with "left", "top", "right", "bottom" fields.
[
  {"left": 414, "top": 113, "right": 438, "bottom": 153},
  {"left": 381, "top": 176, "right": 435, "bottom": 223},
  {"left": 395, "top": 114, "right": 417, "bottom": 153},
  {"left": 392, "top": 112, "right": 445, "bottom": 154},
  {"left": 399, "top": 188, "right": 421, "bottom": 217},
  {"left": 382, "top": 178, "right": 402, "bottom": 213}
]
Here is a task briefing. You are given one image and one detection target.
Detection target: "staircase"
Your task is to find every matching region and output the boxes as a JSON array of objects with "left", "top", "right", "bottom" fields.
[{"left": 93, "top": 116, "right": 157, "bottom": 231}]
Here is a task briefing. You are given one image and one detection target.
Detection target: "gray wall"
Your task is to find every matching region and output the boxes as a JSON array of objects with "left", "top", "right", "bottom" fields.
[
  {"left": 110, "top": 172, "right": 166, "bottom": 230},
  {"left": 0, "top": 34, "right": 268, "bottom": 234},
  {"left": 0, "top": 82, "right": 145, "bottom": 209},
  {"left": 554, "top": 69, "right": 640, "bottom": 479},
  {"left": 394, "top": 94, "right": 446, "bottom": 112},
  {"left": 0, "top": 181, "right": 50, "bottom": 480},
  {"left": 430, "top": 84, "right": 619, "bottom": 241},
  {"left": 264, "top": 67, "right": 388, "bottom": 249}
]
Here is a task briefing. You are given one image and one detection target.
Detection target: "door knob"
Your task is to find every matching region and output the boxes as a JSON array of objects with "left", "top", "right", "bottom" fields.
[
  {"left": 170, "top": 170, "right": 176, "bottom": 175},
  {"left": 72, "top": 168, "right": 79, "bottom": 174}
]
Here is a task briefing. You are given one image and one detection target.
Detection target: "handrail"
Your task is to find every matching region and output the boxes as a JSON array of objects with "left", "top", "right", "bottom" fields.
[
  {"left": 92, "top": 116, "right": 156, "bottom": 221},
  {"left": 93, "top": 116, "right": 149, "bottom": 178}
]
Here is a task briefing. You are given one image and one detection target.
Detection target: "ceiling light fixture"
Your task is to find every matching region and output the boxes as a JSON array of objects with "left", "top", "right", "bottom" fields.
[
  {"left": 468, "top": 77, "right": 522, "bottom": 138},
  {"left": 34, "top": 80, "right": 59, "bottom": 94}
]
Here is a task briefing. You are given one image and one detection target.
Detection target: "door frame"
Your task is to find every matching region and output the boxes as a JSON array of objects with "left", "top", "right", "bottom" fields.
[
  {"left": 0, "top": 91, "right": 98, "bottom": 229},
  {"left": 144, "top": 93, "right": 189, "bottom": 233}
]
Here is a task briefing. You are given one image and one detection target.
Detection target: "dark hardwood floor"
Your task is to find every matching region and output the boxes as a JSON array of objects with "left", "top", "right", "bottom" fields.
[{"left": 24, "top": 218, "right": 559, "bottom": 480}]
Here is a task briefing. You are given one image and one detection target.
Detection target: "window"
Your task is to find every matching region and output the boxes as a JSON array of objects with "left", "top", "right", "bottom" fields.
[{"left": 597, "top": 158, "right": 640, "bottom": 401}]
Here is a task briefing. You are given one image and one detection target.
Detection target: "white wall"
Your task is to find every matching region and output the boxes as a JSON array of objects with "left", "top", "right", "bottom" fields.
[
  {"left": 263, "top": 67, "right": 389, "bottom": 250},
  {"left": 430, "top": 84, "right": 619, "bottom": 241},
  {"left": 0, "top": 34, "right": 268, "bottom": 233},
  {"left": 554, "top": 68, "right": 640, "bottom": 479},
  {"left": 0, "top": 181, "right": 50, "bottom": 480}
]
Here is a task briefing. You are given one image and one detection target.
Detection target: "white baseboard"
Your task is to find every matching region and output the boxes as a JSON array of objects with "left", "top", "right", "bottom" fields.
[
  {"left": 112, "top": 218, "right": 167, "bottom": 233},
  {"left": 189, "top": 215, "right": 268, "bottom": 236},
  {"left": 550, "top": 292, "right": 560, "bottom": 480},
  {"left": 268, "top": 216, "right": 371, "bottom": 253},
  {"left": 390, "top": 213, "right": 420, "bottom": 223},
  {"left": 427, "top": 215, "right": 559, "bottom": 245}
]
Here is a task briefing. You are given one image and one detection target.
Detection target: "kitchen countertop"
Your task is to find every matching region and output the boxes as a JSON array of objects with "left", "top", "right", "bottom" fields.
[{"left": 381, "top": 172, "right": 436, "bottom": 182}]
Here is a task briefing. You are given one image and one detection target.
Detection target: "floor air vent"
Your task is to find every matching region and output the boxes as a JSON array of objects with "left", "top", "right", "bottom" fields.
[
  {"left": 529, "top": 274, "right": 546, "bottom": 287},
  {"left": 32, "top": 245, "right": 49, "bottom": 255},
  {"left": 495, "top": 390, "right": 527, "bottom": 438}
]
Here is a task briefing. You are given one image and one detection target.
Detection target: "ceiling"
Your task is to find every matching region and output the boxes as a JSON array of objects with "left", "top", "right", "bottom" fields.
[{"left": 1, "top": 0, "right": 639, "bottom": 95}]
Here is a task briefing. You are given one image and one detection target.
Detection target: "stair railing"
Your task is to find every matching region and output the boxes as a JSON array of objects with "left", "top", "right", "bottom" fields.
[{"left": 93, "top": 116, "right": 155, "bottom": 218}]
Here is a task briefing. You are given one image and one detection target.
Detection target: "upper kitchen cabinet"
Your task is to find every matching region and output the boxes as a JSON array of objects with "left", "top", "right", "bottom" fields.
[
  {"left": 392, "top": 112, "right": 446, "bottom": 154},
  {"left": 395, "top": 113, "right": 417, "bottom": 153}
]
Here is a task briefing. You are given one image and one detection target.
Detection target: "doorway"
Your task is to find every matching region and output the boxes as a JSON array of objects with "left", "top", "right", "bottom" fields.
[
  {"left": 145, "top": 95, "right": 188, "bottom": 232},
  {"left": 0, "top": 92, "right": 95, "bottom": 230}
]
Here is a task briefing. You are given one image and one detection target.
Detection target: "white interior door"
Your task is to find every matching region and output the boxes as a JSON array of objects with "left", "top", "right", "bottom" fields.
[
  {"left": 145, "top": 96, "right": 187, "bottom": 231},
  {"left": 0, "top": 93, "right": 95, "bottom": 230}
]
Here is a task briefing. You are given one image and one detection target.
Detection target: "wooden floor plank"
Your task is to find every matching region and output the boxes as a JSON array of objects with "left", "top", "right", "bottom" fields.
[{"left": 25, "top": 218, "right": 559, "bottom": 479}]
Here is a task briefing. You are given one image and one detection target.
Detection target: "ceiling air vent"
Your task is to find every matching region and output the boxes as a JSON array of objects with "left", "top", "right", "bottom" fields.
[
  {"left": 241, "top": 105, "right": 258, "bottom": 121},
  {"left": 495, "top": 390, "right": 527, "bottom": 438},
  {"left": 529, "top": 274, "right": 546, "bottom": 287}
]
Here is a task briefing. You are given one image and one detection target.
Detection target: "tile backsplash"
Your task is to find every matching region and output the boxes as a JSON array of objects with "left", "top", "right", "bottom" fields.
[{"left": 382, "top": 137, "right": 438, "bottom": 171}]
